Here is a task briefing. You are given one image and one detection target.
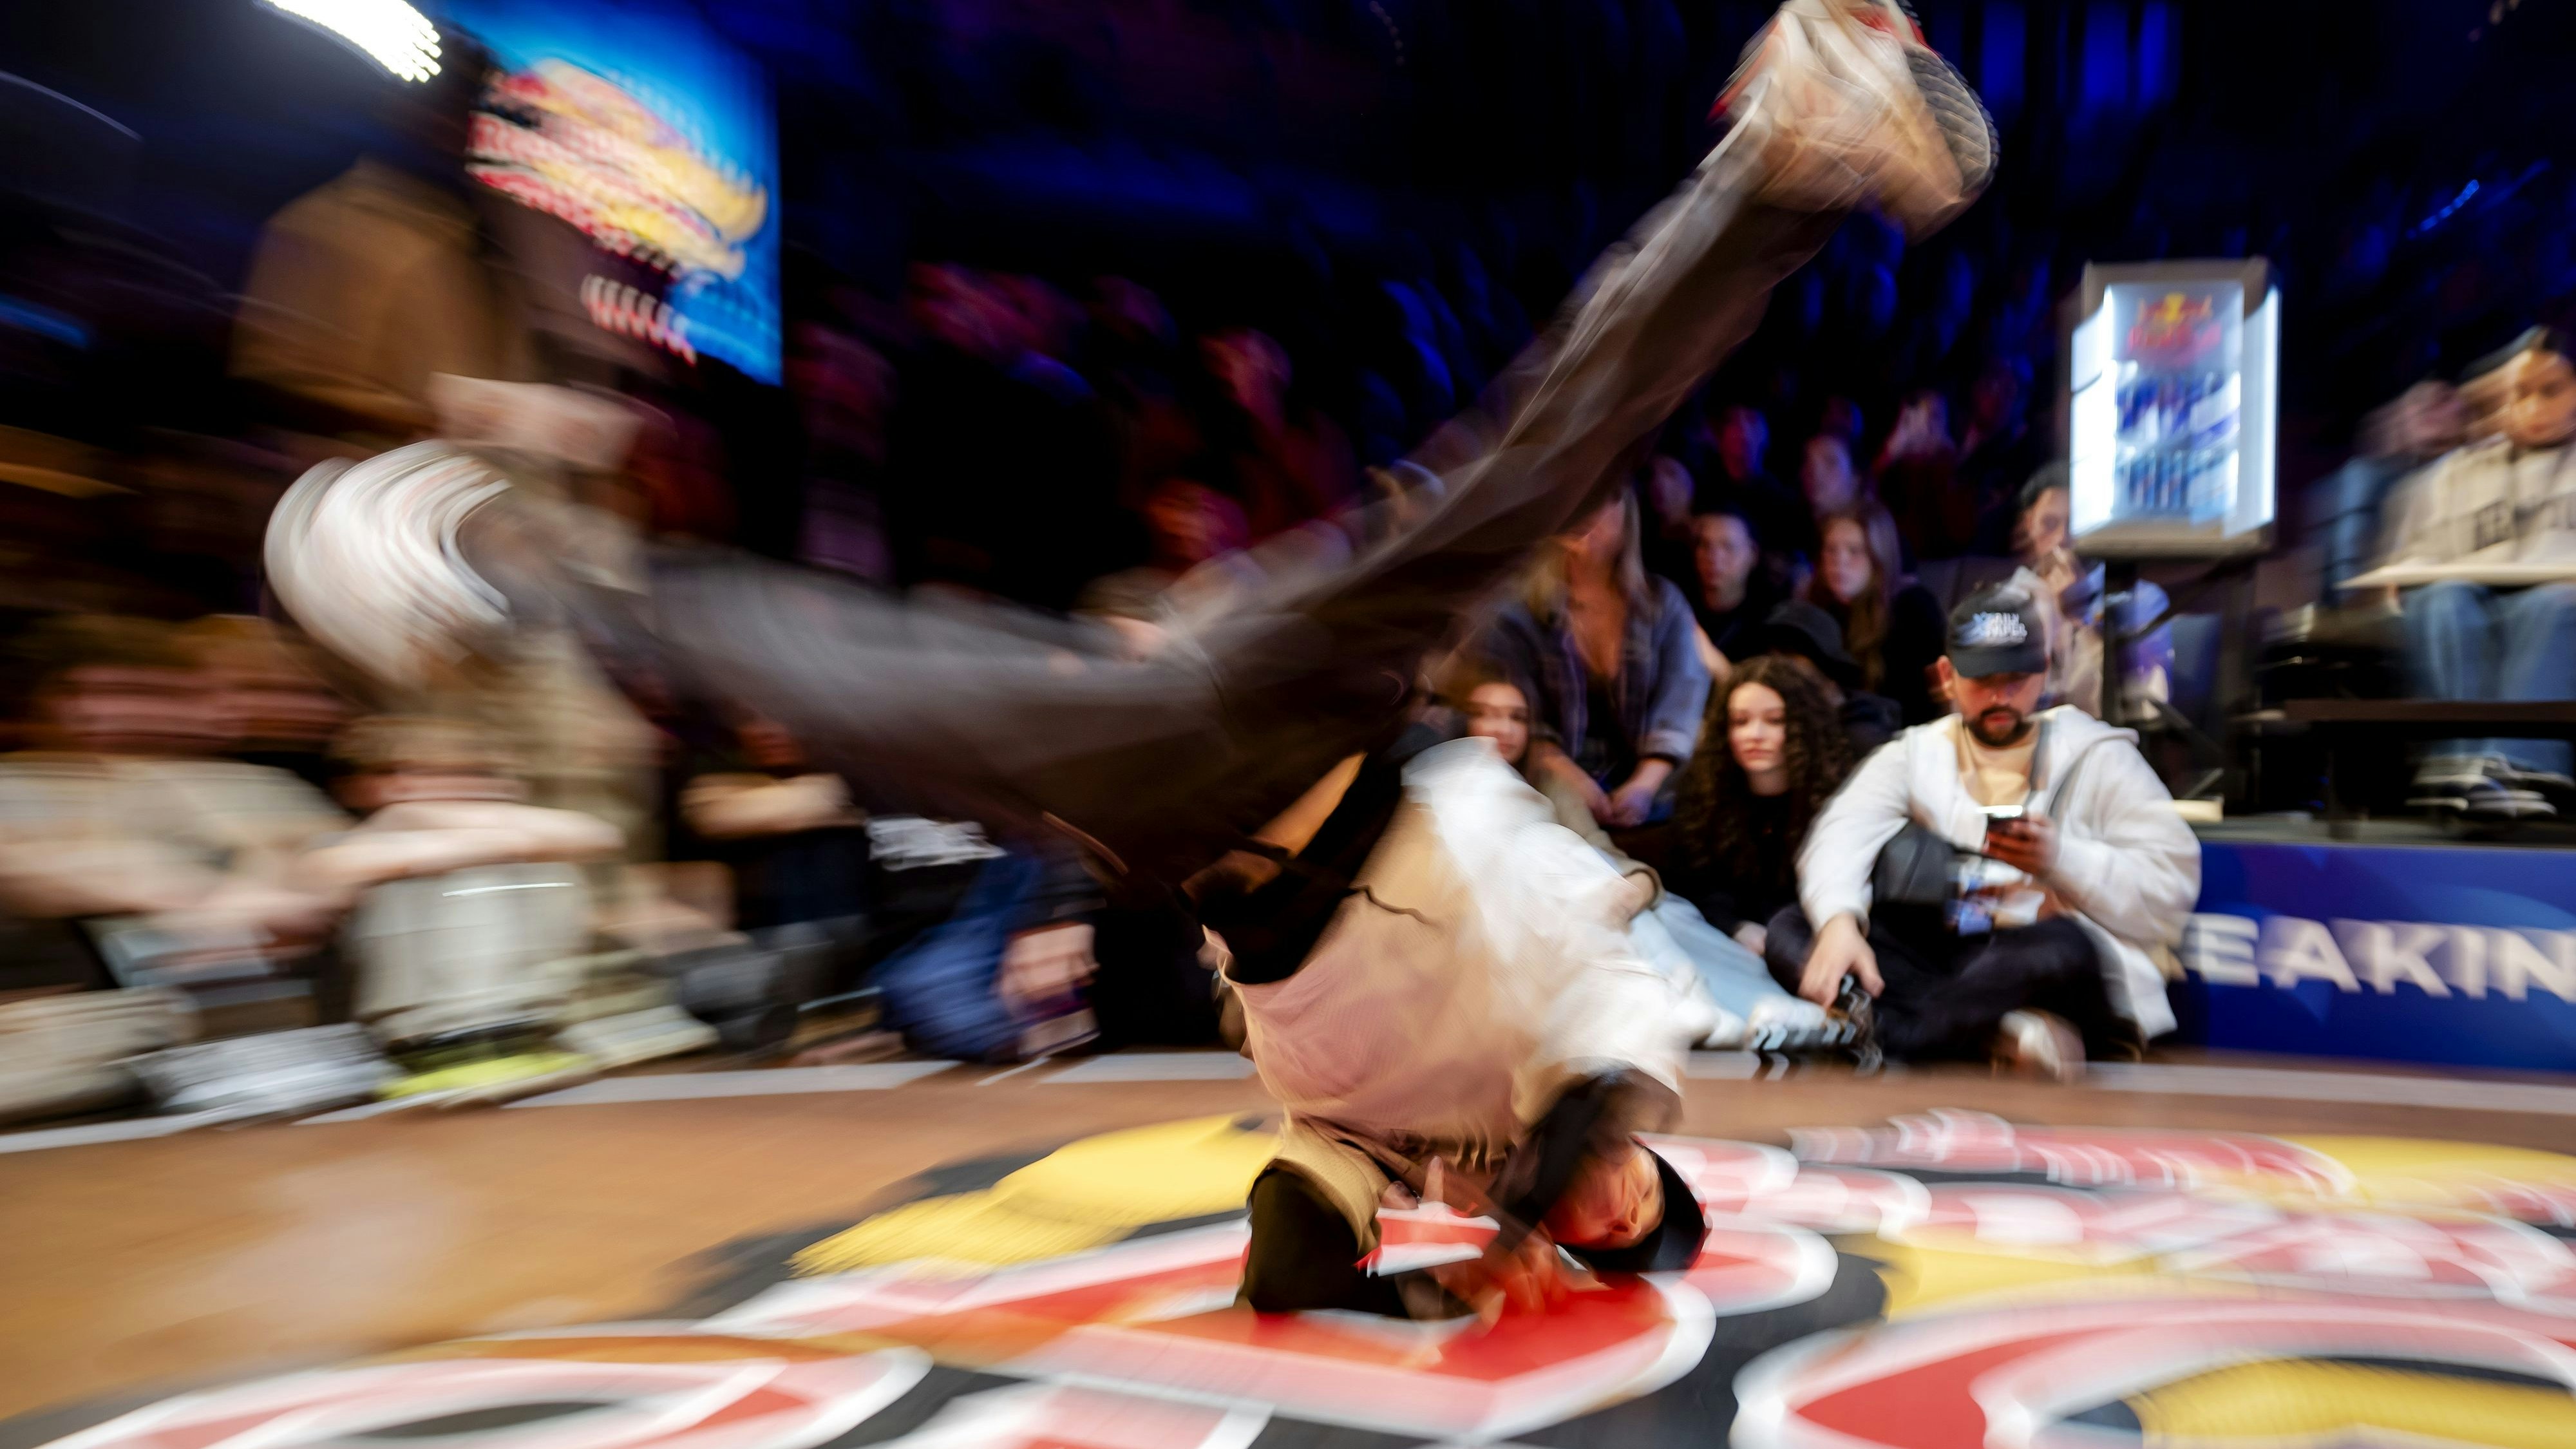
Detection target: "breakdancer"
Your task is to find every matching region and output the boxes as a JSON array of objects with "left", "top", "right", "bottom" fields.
[{"left": 267, "top": 0, "right": 1993, "bottom": 1318}]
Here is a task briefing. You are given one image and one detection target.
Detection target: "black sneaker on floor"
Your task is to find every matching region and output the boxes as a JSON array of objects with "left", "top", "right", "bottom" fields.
[
  {"left": 1748, "top": 1014, "right": 1864, "bottom": 1057},
  {"left": 1829, "top": 977, "right": 1884, "bottom": 1074}
]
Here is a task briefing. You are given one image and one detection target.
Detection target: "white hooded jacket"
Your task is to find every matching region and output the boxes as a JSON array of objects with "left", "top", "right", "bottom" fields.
[{"left": 1795, "top": 706, "right": 2199, "bottom": 1038}]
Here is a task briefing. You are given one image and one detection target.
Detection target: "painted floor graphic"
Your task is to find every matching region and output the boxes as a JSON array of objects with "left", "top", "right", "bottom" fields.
[{"left": 18, "top": 1108, "right": 2576, "bottom": 1448}]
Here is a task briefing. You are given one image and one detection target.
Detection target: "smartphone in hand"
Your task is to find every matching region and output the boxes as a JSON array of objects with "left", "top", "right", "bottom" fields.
[{"left": 1979, "top": 804, "right": 2025, "bottom": 855}]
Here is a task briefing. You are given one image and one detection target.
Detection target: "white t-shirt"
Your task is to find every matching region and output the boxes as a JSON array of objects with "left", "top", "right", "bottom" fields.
[
  {"left": 1942, "top": 717, "right": 2063, "bottom": 929},
  {"left": 2384, "top": 438, "right": 2576, "bottom": 569}
]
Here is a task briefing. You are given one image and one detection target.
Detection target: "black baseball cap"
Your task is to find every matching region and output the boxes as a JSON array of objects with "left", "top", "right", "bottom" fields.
[
  {"left": 1752, "top": 600, "right": 1862, "bottom": 690},
  {"left": 1946, "top": 584, "right": 2048, "bottom": 677}
]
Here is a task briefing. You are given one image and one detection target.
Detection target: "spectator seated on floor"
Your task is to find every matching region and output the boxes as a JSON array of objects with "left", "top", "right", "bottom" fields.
[
  {"left": 1639, "top": 455, "right": 1702, "bottom": 597},
  {"left": 1200, "top": 327, "right": 1359, "bottom": 542},
  {"left": 2008, "top": 466, "right": 2172, "bottom": 723},
  {"left": 1791, "top": 431, "right": 1864, "bottom": 565},
  {"left": 0, "top": 615, "right": 348, "bottom": 993},
  {"left": 2372, "top": 330, "right": 2576, "bottom": 819},
  {"left": 1957, "top": 355, "right": 2044, "bottom": 555},
  {"left": 862, "top": 823, "right": 1104, "bottom": 1063},
  {"left": 301, "top": 715, "right": 624, "bottom": 1081},
  {"left": 1874, "top": 389, "right": 1970, "bottom": 562},
  {"left": 2315, "top": 381, "right": 2465, "bottom": 598},
  {"left": 665, "top": 715, "right": 1121, "bottom": 1056},
  {"left": 179, "top": 616, "right": 352, "bottom": 794},
  {"left": 1484, "top": 489, "right": 1710, "bottom": 830},
  {"left": 1685, "top": 505, "right": 1782, "bottom": 674},
  {"left": 1743, "top": 600, "right": 1905, "bottom": 757},
  {"left": 679, "top": 713, "right": 869, "bottom": 935},
  {"left": 1767, "top": 585, "right": 2200, "bottom": 1081},
  {"left": 1663, "top": 656, "right": 1858, "bottom": 1046},
  {"left": 1699, "top": 404, "right": 1808, "bottom": 595},
  {"left": 1802, "top": 502, "right": 1945, "bottom": 724}
]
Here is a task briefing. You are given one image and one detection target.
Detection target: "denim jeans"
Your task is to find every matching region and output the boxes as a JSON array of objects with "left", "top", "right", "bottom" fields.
[
  {"left": 2403, "top": 580, "right": 2576, "bottom": 777},
  {"left": 1628, "top": 895, "right": 1812, "bottom": 1023},
  {"left": 872, "top": 850, "right": 1041, "bottom": 1061},
  {"left": 544, "top": 123, "right": 1842, "bottom": 893}
]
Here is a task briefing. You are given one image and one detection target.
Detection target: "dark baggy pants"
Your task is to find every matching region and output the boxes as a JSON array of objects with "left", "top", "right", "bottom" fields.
[
  {"left": 508, "top": 120, "right": 1842, "bottom": 893},
  {"left": 1763, "top": 905, "right": 2132, "bottom": 1063}
]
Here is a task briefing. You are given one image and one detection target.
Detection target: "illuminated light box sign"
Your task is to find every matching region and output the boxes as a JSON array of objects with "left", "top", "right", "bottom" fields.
[
  {"left": 441, "top": 0, "right": 779, "bottom": 383},
  {"left": 2067, "top": 259, "right": 2277, "bottom": 558},
  {"left": 2173, "top": 840, "right": 2576, "bottom": 1070}
]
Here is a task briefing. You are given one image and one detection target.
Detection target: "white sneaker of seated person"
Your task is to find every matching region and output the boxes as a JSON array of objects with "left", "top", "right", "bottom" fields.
[
  {"left": 1993, "top": 1009, "right": 2084, "bottom": 1083},
  {"left": 1697, "top": 1003, "right": 1750, "bottom": 1050}
]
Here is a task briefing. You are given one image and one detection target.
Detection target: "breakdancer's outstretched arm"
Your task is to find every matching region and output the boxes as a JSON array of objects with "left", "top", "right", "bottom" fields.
[{"left": 268, "top": 0, "right": 1993, "bottom": 900}]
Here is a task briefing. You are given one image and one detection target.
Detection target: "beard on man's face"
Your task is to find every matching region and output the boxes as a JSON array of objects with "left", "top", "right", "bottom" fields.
[{"left": 1966, "top": 703, "right": 2032, "bottom": 748}]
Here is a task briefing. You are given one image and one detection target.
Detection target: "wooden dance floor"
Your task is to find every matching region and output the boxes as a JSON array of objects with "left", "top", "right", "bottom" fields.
[{"left": 8, "top": 1052, "right": 2576, "bottom": 1448}]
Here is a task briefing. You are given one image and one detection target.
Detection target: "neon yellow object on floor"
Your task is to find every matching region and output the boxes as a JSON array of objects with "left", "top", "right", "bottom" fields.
[
  {"left": 379, "top": 1052, "right": 592, "bottom": 1099},
  {"left": 2130, "top": 1359, "right": 2576, "bottom": 1448},
  {"left": 793, "top": 1115, "right": 1276, "bottom": 1275}
]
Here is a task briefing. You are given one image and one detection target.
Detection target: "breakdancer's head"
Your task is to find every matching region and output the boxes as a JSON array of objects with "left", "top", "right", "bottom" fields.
[
  {"left": 1546, "top": 1141, "right": 1660, "bottom": 1247},
  {"left": 1497, "top": 1073, "right": 1707, "bottom": 1273},
  {"left": 1539, "top": 1141, "right": 1704, "bottom": 1272}
]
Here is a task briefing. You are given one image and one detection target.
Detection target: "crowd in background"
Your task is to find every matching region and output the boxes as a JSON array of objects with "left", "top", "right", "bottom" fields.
[
  {"left": 0, "top": 173, "right": 2175, "bottom": 1119},
  {"left": 8, "top": 0, "right": 2576, "bottom": 1124}
]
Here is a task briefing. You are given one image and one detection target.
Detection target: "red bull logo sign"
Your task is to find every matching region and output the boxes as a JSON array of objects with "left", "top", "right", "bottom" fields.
[{"left": 2125, "top": 290, "right": 2225, "bottom": 365}]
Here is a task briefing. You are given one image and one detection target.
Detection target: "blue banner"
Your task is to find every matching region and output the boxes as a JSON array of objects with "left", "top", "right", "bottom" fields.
[{"left": 2175, "top": 840, "right": 2576, "bottom": 1070}]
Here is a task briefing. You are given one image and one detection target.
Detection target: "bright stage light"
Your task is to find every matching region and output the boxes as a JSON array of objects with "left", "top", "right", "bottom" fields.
[{"left": 263, "top": 0, "right": 444, "bottom": 82}]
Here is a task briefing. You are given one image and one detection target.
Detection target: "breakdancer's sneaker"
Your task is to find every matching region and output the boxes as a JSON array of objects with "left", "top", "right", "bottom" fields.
[{"left": 1718, "top": 0, "right": 1997, "bottom": 235}]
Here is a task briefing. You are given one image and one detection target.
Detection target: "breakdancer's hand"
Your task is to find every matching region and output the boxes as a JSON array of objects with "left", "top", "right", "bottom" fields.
[
  {"left": 1604, "top": 869, "right": 1658, "bottom": 922},
  {"left": 1799, "top": 914, "right": 1882, "bottom": 1007},
  {"left": 1431, "top": 1230, "right": 1573, "bottom": 1324}
]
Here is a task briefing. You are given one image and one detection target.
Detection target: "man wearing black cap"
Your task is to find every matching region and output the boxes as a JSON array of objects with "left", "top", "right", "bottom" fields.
[{"left": 1766, "top": 583, "right": 2200, "bottom": 1077}]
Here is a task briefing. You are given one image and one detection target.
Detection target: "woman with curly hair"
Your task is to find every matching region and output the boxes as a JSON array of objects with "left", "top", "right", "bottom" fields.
[{"left": 1665, "top": 655, "right": 1858, "bottom": 1027}]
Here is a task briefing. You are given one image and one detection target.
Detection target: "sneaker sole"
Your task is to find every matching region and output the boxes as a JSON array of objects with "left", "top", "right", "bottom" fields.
[{"left": 1725, "top": 1, "right": 1995, "bottom": 234}]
